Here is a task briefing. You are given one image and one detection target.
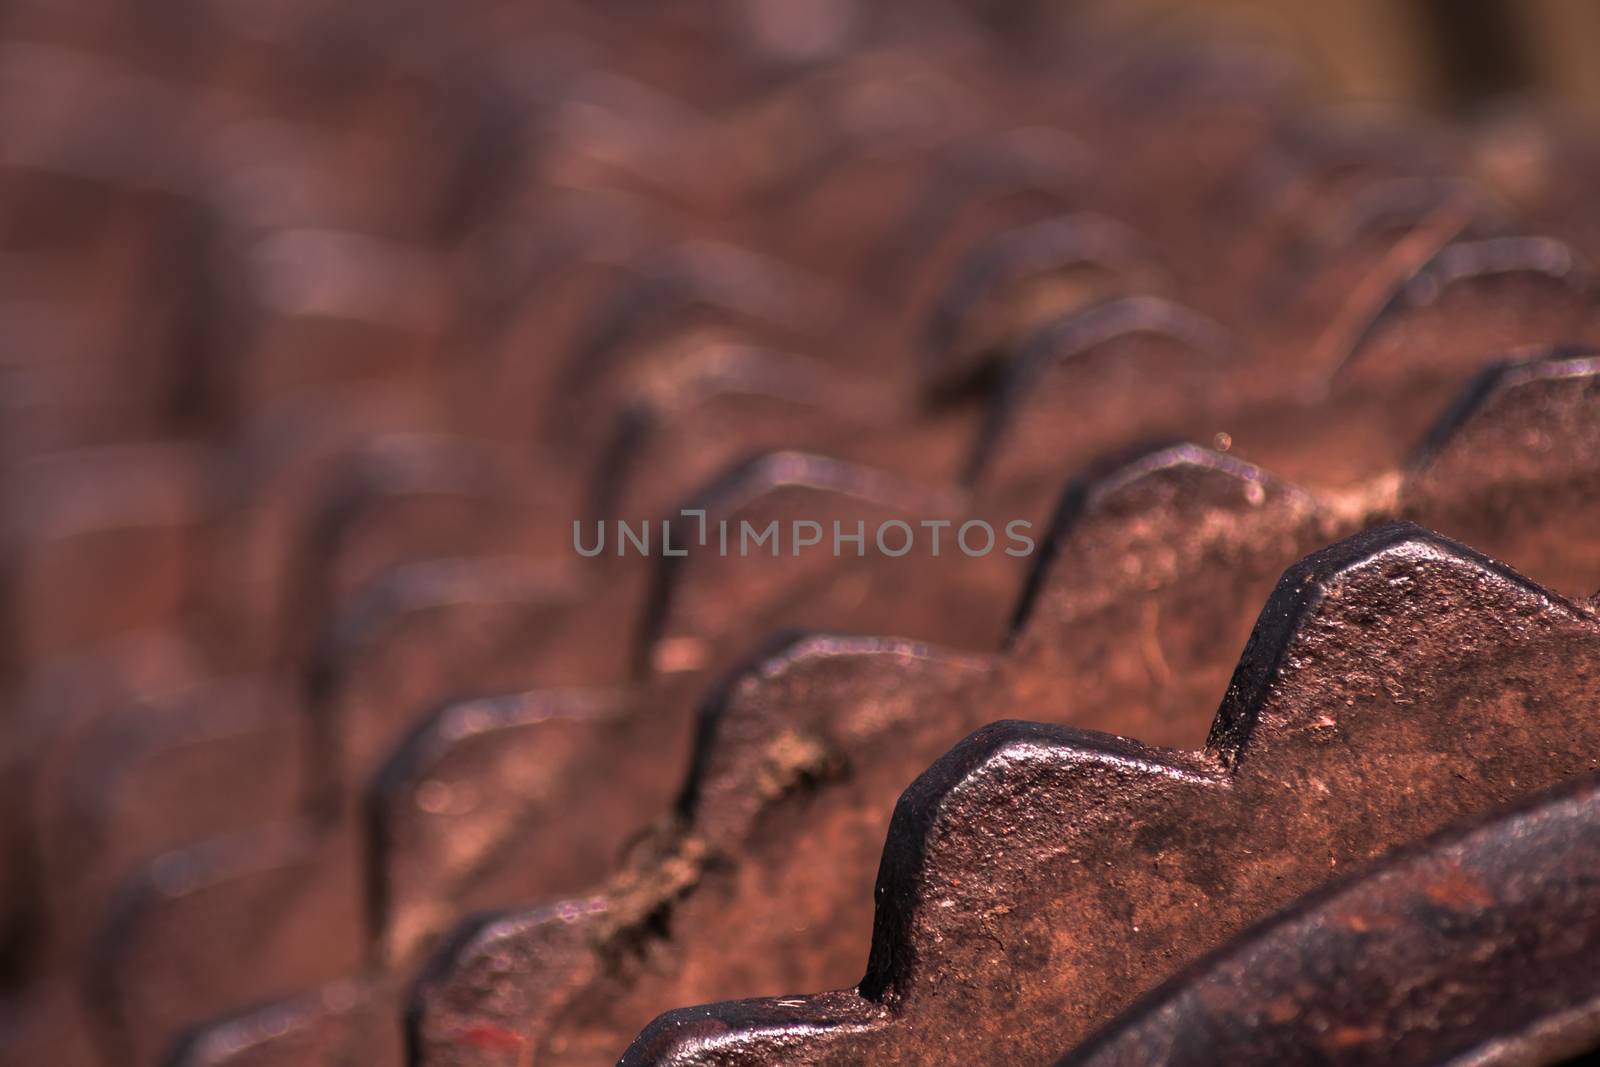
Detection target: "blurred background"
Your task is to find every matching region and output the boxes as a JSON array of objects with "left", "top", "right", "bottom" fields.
[{"left": 1010, "top": 0, "right": 1600, "bottom": 116}]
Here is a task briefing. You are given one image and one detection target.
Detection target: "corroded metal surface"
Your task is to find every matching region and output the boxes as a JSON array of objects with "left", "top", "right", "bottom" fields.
[
  {"left": 404, "top": 353, "right": 1600, "bottom": 1066},
  {"left": 608, "top": 523, "right": 1600, "bottom": 1065},
  {"left": 1059, "top": 774, "right": 1600, "bottom": 1067},
  {"left": 2, "top": 5, "right": 1600, "bottom": 1067}
]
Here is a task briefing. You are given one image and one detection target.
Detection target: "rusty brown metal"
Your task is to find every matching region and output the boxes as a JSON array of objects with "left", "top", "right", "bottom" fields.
[
  {"left": 1059, "top": 773, "right": 1600, "bottom": 1067},
  {"left": 33, "top": 673, "right": 305, "bottom": 958},
  {"left": 616, "top": 522, "right": 1600, "bottom": 1066},
  {"left": 168, "top": 975, "right": 403, "bottom": 1067},
  {"left": 305, "top": 555, "right": 581, "bottom": 810},
  {"left": 921, "top": 213, "right": 1168, "bottom": 396},
  {"left": 58, "top": 336, "right": 1594, "bottom": 1067},
  {"left": 6, "top": 445, "right": 209, "bottom": 667},
  {"left": 88, "top": 820, "right": 364, "bottom": 1067},
  {"left": 6, "top": 7, "right": 1600, "bottom": 1067},
  {"left": 369, "top": 687, "right": 632, "bottom": 967},
  {"left": 404, "top": 351, "right": 1600, "bottom": 1061},
  {"left": 173, "top": 339, "right": 1600, "bottom": 1067}
]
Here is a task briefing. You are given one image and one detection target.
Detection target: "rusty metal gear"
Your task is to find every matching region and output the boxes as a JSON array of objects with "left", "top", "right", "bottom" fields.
[{"left": 3, "top": 5, "right": 1600, "bottom": 1067}]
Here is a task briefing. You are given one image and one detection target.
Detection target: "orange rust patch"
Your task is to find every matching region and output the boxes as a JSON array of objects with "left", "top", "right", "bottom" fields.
[
  {"left": 1328, "top": 1023, "right": 1385, "bottom": 1048},
  {"left": 1422, "top": 867, "right": 1495, "bottom": 911},
  {"left": 456, "top": 1020, "right": 526, "bottom": 1054}
]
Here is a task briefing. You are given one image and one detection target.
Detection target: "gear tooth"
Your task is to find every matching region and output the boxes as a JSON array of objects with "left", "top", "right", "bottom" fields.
[
  {"left": 1010, "top": 440, "right": 1318, "bottom": 649},
  {"left": 89, "top": 823, "right": 363, "bottom": 1067},
  {"left": 8, "top": 444, "right": 209, "bottom": 665},
  {"left": 1398, "top": 348, "right": 1600, "bottom": 590},
  {"left": 1325, "top": 230, "right": 1600, "bottom": 386},
  {"left": 923, "top": 213, "right": 1164, "bottom": 395},
  {"left": 307, "top": 557, "right": 579, "bottom": 811},
  {"left": 619, "top": 992, "right": 890, "bottom": 1067},
  {"left": 635, "top": 451, "right": 979, "bottom": 679},
  {"left": 1408, "top": 345, "right": 1600, "bottom": 474},
  {"left": 1206, "top": 521, "right": 1578, "bottom": 763},
  {"left": 1075, "top": 442, "right": 1304, "bottom": 512},
  {"left": 166, "top": 976, "right": 394, "bottom": 1067},
  {"left": 286, "top": 435, "right": 523, "bottom": 675},
  {"left": 368, "top": 688, "right": 627, "bottom": 968},
  {"left": 219, "top": 390, "right": 433, "bottom": 662},
  {"left": 409, "top": 898, "right": 611, "bottom": 1067},
  {"left": 966, "top": 298, "right": 1236, "bottom": 485},
  {"left": 38, "top": 673, "right": 304, "bottom": 958},
  {"left": 858, "top": 721, "right": 1212, "bottom": 1004},
  {"left": 679, "top": 632, "right": 987, "bottom": 845},
  {"left": 584, "top": 346, "right": 887, "bottom": 522},
  {"left": 312, "top": 435, "right": 511, "bottom": 542},
  {"left": 861, "top": 127, "right": 1089, "bottom": 304},
  {"left": 559, "top": 241, "right": 829, "bottom": 414}
]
